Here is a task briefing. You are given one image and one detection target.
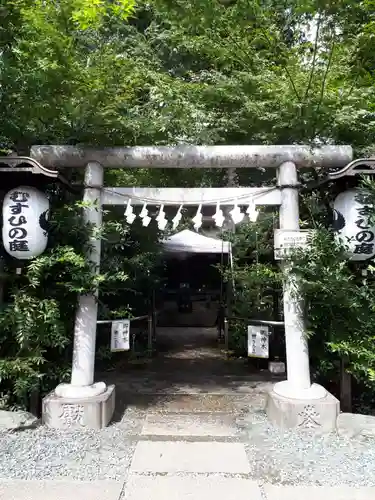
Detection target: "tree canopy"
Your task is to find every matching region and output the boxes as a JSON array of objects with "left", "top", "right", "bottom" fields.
[
  {"left": 2, "top": 0, "right": 374, "bottom": 183},
  {"left": 1, "top": 1, "right": 374, "bottom": 146}
]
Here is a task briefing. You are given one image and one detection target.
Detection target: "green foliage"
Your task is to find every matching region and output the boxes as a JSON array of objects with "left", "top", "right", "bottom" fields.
[
  {"left": 11, "top": 0, "right": 135, "bottom": 30},
  {"left": 0, "top": 188, "right": 161, "bottom": 410},
  {"left": 0, "top": 0, "right": 138, "bottom": 150},
  {"left": 99, "top": 207, "right": 163, "bottom": 318},
  {"left": 223, "top": 215, "right": 282, "bottom": 354},
  {"left": 2, "top": 0, "right": 375, "bottom": 173},
  {"left": 227, "top": 178, "right": 375, "bottom": 394},
  {"left": 293, "top": 224, "right": 375, "bottom": 387},
  {"left": 0, "top": 293, "right": 68, "bottom": 408},
  {"left": 0, "top": 194, "right": 90, "bottom": 408},
  {"left": 133, "top": 0, "right": 375, "bottom": 153},
  {"left": 228, "top": 179, "right": 375, "bottom": 392}
]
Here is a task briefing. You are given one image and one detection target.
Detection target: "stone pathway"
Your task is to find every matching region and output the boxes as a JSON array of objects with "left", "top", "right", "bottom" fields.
[
  {"left": 1, "top": 327, "right": 374, "bottom": 498},
  {"left": 2, "top": 409, "right": 375, "bottom": 500},
  {"left": 2, "top": 408, "right": 375, "bottom": 500},
  {"left": 1, "top": 481, "right": 373, "bottom": 500}
]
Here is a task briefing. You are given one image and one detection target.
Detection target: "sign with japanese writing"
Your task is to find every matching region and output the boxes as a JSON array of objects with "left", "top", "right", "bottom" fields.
[
  {"left": 274, "top": 229, "right": 312, "bottom": 260},
  {"left": 247, "top": 325, "right": 269, "bottom": 358},
  {"left": 333, "top": 189, "right": 375, "bottom": 261},
  {"left": 2, "top": 186, "right": 49, "bottom": 260},
  {"left": 110, "top": 320, "right": 130, "bottom": 351}
]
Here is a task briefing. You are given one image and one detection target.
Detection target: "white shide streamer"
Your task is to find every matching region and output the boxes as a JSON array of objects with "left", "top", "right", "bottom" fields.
[
  {"left": 212, "top": 201, "right": 225, "bottom": 228},
  {"left": 192, "top": 204, "right": 203, "bottom": 231},
  {"left": 229, "top": 201, "right": 244, "bottom": 225},
  {"left": 124, "top": 199, "right": 136, "bottom": 224},
  {"left": 172, "top": 205, "right": 183, "bottom": 230},
  {"left": 123, "top": 197, "right": 261, "bottom": 230},
  {"left": 156, "top": 204, "right": 168, "bottom": 230},
  {"left": 139, "top": 202, "right": 151, "bottom": 227},
  {"left": 246, "top": 201, "right": 259, "bottom": 222}
]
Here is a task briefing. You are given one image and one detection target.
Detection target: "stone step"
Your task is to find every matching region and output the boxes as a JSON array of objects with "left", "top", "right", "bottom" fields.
[
  {"left": 124, "top": 475, "right": 263, "bottom": 500},
  {"left": 140, "top": 412, "right": 238, "bottom": 438},
  {"left": 130, "top": 441, "right": 251, "bottom": 474},
  {"left": 121, "top": 393, "right": 266, "bottom": 414}
]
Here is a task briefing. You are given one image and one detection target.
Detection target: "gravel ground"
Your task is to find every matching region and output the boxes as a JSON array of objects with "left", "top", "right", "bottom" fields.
[
  {"left": 2, "top": 405, "right": 375, "bottom": 485},
  {"left": 0, "top": 408, "right": 144, "bottom": 481},
  {"left": 240, "top": 409, "right": 375, "bottom": 486},
  {"left": 1, "top": 330, "right": 375, "bottom": 486}
]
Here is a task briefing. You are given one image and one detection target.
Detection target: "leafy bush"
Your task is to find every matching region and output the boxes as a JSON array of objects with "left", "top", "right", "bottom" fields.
[
  {"left": 0, "top": 195, "right": 91, "bottom": 409},
  {"left": 0, "top": 190, "right": 161, "bottom": 411},
  {"left": 294, "top": 225, "right": 375, "bottom": 388},
  {"left": 223, "top": 214, "right": 283, "bottom": 356},
  {"left": 227, "top": 181, "right": 375, "bottom": 407}
]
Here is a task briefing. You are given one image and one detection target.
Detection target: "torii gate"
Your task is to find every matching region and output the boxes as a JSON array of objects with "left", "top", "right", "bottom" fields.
[{"left": 31, "top": 144, "right": 353, "bottom": 431}]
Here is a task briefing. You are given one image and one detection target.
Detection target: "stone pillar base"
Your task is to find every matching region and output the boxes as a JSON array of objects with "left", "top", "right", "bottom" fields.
[
  {"left": 266, "top": 388, "right": 340, "bottom": 433},
  {"left": 42, "top": 384, "right": 115, "bottom": 430}
]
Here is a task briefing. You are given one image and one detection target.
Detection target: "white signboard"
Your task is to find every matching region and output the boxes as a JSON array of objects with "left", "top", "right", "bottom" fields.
[
  {"left": 247, "top": 325, "right": 269, "bottom": 358},
  {"left": 110, "top": 320, "right": 130, "bottom": 352},
  {"left": 274, "top": 229, "right": 312, "bottom": 260},
  {"left": 333, "top": 189, "right": 375, "bottom": 261}
]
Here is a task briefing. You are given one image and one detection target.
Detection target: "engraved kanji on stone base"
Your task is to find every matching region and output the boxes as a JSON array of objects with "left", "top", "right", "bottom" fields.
[
  {"left": 59, "top": 403, "right": 85, "bottom": 427},
  {"left": 298, "top": 404, "right": 321, "bottom": 429}
]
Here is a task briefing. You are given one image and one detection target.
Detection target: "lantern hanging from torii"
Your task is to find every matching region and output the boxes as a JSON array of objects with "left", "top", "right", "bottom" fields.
[{"left": 0, "top": 156, "right": 72, "bottom": 261}]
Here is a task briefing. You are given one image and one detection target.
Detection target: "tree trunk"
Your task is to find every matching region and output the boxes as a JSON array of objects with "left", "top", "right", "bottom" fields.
[{"left": 340, "top": 356, "right": 352, "bottom": 412}]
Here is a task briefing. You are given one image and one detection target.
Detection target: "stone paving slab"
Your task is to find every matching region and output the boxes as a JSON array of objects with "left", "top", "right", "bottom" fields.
[
  {"left": 2, "top": 480, "right": 375, "bottom": 500},
  {"left": 141, "top": 412, "right": 237, "bottom": 437},
  {"left": 130, "top": 441, "right": 251, "bottom": 474},
  {"left": 123, "top": 474, "right": 262, "bottom": 500},
  {"left": 264, "top": 485, "right": 375, "bottom": 500},
  {"left": 0, "top": 480, "right": 123, "bottom": 500},
  {"left": 337, "top": 412, "right": 375, "bottom": 439}
]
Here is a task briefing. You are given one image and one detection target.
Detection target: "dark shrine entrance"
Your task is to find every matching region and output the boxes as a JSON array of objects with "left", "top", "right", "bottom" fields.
[
  {"left": 158, "top": 252, "right": 223, "bottom": 328},
  {"left": 154, "top": 229, "right": 230, "bottom": 371}
]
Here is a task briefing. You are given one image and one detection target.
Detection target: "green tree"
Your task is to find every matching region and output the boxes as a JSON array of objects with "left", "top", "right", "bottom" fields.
[
  {"left": 0, "top": 0, "right": 137, "bottom": 151},
  {"left": 0, "top": 188, "right": 162, "bottom": 409},
  {"left": 130, "top": 0, "right": 375, "bottom": 153}
]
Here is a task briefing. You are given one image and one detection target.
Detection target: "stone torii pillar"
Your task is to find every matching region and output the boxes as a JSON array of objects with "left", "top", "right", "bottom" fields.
[
  {"left": 56, "top": 162, "right": 108, "bottom": 395},
  {"left": 276, "top": 161, "right": 315, "bottom": 397},
  {"left": 265, "top": 161, "right": 339, "bottom": 433},
  {"left": 267, "top": 161, "right": 340, "bottom": 432},
  {"left": 31, "top": 144, "right": 352, "bottom": 430},
  {"left": 42, "top": 162, "right": 115, "bottom": 430}
]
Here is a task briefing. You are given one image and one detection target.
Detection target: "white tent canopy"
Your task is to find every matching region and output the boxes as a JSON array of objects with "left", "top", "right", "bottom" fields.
[{"left": 162, "top": 229, "right": 231, "bottom": 254}]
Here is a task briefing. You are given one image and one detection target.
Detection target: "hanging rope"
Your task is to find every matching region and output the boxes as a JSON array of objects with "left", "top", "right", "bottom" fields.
[{"left": 102, "top": 186, "right": 277, "bottom": 206}]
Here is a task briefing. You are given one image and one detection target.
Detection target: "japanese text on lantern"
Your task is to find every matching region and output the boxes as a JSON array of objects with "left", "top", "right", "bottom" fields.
[
  {"left": 354, "top": 204, "right": 374, "bottom": 256},
  {"left": 7, "top": 191, "right": 30, "bottom": 253}
]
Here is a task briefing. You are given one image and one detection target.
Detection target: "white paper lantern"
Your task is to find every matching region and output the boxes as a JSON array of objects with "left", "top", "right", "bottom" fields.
[
  {"left": 2, "top": 186, "right": 49, "bottom": 260},
  {"left": 333, "top": 188, "right": 375, "bottom": 261}
]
